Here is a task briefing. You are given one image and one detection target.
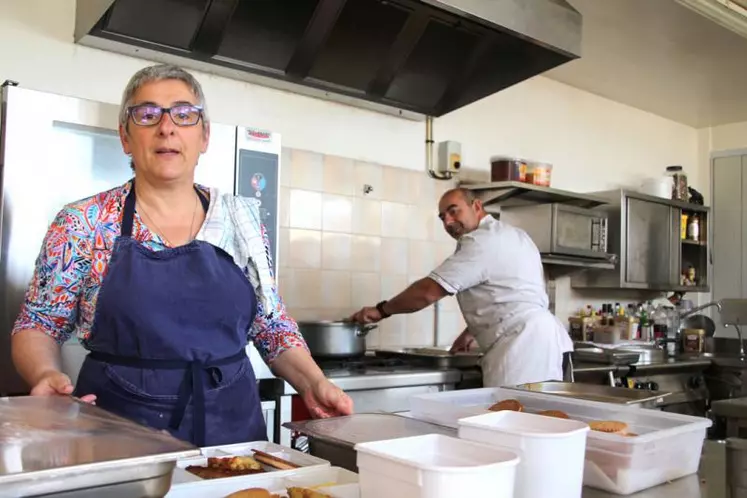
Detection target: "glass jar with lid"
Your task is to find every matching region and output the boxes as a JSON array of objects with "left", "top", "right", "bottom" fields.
[{"left": 666, "top": 165, "right": 688, "bottom": 201}]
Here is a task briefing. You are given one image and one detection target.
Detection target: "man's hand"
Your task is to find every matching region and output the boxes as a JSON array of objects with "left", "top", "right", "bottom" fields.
[
  {"left": 31, "top": 371, "right": 97, "bottom": 404},
  {"left": 449, "top": 330, "right": 476, "bottom": 353},
  {"left": 348, "top": 306, "right": 383, "bottom": 325},
  {"left": 302, "top": 378, "right": 354, "bottom": 419}
]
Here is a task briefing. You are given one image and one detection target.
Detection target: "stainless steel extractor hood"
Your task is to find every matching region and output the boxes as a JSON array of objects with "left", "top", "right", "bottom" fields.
[{"left": 74, "top": 0, "right": 582, "bottom": 120}]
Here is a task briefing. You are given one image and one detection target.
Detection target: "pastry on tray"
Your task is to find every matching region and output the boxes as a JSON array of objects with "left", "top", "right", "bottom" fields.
[
  {"left": 588, "top": 420, "right": 629, "bottom": 435},
  {"left": 488, "top": 399, "right": 524, "bottom": 412},
  {"left": 186, "top": 456, "right": 266, "bottom": 479},
  {"left": 252, "top": 449, "right": 301, "bottom": 470},
  {"left": 225, "top": 489, "right": 279, "bottom": 498},
  {"left": 537, "top": 409, "right": 570, "bottom": 419},
  {"left": 287, "top": 487, "right": 333, "bottom": 498}
]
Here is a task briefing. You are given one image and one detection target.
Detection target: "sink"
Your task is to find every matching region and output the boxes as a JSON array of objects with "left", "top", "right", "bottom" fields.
[{"left": 706, "top": 354, "right": 747, "bottom": 368}]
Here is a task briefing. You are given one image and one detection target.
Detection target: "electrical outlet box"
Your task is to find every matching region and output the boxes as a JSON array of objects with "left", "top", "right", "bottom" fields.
[{"left": 437, "top": 140, "right": 462, "bottom": 173}]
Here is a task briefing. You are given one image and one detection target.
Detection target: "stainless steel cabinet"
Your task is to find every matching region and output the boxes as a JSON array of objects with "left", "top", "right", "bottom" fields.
[
  {"left": 625, "top": 197, "right": 676, "bottom": 287},
  {"left": 571, "top": 189, "right": 709, "bottom": 291},
  {"left": 712, "top": 154, "right": 747, "bottom": 337}
]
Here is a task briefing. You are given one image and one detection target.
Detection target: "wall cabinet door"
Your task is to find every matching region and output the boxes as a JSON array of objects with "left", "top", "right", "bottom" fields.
[
  {"left": 712, "top": 154, "right": 746, "bottom": 337},
  {"left": 625, "top": 197, "right": 675, "bottom": 287}
]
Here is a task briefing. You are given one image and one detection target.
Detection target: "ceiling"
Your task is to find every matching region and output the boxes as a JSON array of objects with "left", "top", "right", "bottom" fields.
[{"left": 544, "top": 0, "right": 747, "bottom": 128}]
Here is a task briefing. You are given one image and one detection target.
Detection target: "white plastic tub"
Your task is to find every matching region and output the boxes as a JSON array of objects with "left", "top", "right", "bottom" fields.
[
  {"left": 354, "top": 434, "right": 519, "bottom": 498},
  {"left": 410, "top": 388, "right": 712, "bottom": 494},
  {"left": 458, "top": 410, "right": 590, "bottom": 498}
]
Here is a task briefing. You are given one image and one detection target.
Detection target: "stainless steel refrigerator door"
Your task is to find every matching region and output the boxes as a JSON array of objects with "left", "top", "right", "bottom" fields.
[{"left": 0, "top": 86, "right": 128, "bottom": 395}]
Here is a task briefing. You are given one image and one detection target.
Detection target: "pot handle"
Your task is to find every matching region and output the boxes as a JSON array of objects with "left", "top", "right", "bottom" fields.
[{"left": 356, "top": 324, "right": 378, "bottom": 337}]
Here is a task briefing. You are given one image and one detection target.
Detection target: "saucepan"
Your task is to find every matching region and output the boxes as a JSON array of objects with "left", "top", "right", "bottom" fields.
[{"left": 297, "top": 320, "right": 377, "bottom": 358}]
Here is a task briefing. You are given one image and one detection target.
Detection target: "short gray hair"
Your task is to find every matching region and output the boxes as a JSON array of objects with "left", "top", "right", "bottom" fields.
[{"left": 118, "top": 64, "right": 210, "bottom": 129}]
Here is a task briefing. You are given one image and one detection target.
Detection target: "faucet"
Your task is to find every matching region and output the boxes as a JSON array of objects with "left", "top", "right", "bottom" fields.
[
  {"left": 724, "top": 323, "right": 746, "bottom": 358},
  {"left": 679, "top": 300, "right": 722, "bottom": 321}
]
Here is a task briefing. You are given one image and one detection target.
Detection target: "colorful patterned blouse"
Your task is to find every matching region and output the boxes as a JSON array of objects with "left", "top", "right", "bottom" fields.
[{"left": 11, "top": 180, "right": 307, "bottom": 364}]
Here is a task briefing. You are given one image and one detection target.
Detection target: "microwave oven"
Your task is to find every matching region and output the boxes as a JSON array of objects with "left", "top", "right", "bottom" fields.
[{"left": 499, "top": 203, "right": 609, "bottom": 259}]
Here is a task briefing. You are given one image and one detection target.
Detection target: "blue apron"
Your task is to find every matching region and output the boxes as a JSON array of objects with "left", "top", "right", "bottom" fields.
[{"left": 74, "top": 184, "right": 268, "bottom": 447}]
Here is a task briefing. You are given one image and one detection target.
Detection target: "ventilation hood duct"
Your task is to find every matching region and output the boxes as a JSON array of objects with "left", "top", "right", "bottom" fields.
[
  {"left": 74, "top": 0, "right": 582, "bottom": 120},
  {"left": 675, "top": 0, "right": 747, "bottom": 39}
]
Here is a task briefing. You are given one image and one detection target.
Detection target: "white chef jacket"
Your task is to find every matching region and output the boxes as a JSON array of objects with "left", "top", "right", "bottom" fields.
[{"left": 429, "top": 215, "right": 573, "bottom": 387}]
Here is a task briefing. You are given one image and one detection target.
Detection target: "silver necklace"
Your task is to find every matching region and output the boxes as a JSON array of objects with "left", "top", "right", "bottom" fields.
[{"left": 137, "top": 193, "right": 198, "bottom": 247}]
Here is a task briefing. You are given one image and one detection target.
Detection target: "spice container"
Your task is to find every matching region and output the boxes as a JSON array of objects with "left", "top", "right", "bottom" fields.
[
  {"left": 682, "top": 328, "right": 705, "bottom": 353},
  {"left": 667, "top": 165, "right": 688, "bottom": 201},
  {"left": 491, "top": 157, "right": 528, "bottom": 183},
  {"left": 680, "top": 213, "right": 688, "bottom": 239}
]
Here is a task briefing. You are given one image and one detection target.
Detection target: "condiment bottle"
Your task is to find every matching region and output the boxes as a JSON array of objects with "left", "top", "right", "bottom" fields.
[{"left": 687, "top": 213, "right": 700, "bottom": 241}]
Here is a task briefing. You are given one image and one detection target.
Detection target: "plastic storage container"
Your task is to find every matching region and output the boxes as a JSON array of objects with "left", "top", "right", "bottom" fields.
[
  {"left": 490, "top": 156, "right": 529, "bottom": 182},
  {"left": 166, "top": 466, "right": 359, "bottom": 498},
  {"left": 527, "top": 162, "right": 552, "bottom": 186},
  {"left": 458, "top": 410, "right": 590, "bottom": 498},
  {"left": 666, "top": 165, "right": 688, "bottom": 201},
  {"left": 355, "top": 434, "right": 519, "bottom": 498},
  {"left": 410, "top": 387, "right": 712, "bottom": 495}
]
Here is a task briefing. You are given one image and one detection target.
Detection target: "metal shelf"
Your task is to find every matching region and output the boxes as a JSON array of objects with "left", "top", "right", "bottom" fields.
[
  {"left": 681, "top": 239, "right": 707, "bottom": 246},
  {"left": 462, "top": 181, "right": 609, "bottom": 208}
]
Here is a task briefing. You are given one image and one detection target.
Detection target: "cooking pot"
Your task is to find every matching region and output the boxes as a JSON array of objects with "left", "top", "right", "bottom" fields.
[{"left": 297, "top": 321, "right": 377, "bottom": 358}]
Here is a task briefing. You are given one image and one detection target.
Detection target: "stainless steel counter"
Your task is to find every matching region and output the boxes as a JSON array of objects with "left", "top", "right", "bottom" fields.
[
  {"left": 276, "top": 367, "right": 463, "bottom": 395},
  {"left": 573, "top": 358, "right": 713, "bottom": 376}
]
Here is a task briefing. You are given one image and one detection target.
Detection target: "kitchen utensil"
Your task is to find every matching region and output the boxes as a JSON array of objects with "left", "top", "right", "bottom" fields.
[{"left": 297, "top": 320, "right": 377, "bottom": 358}]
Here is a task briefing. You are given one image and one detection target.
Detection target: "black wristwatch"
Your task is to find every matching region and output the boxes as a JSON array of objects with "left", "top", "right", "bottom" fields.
[{"left": 376, "top": 300, "right": 391, "bottom": 319}]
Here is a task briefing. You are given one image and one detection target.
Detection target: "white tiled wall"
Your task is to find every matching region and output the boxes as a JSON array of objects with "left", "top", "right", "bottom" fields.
[{"left": 277, "top": 148, "right": 465, "bottom": 348}]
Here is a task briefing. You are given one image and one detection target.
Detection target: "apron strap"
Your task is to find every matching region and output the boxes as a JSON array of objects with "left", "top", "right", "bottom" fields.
[
  {"left": 122, "top": 181, "right": 210, "bottom": 238},
  {"left": 88, "top": 349, "right": 246, "bottom": 447}
]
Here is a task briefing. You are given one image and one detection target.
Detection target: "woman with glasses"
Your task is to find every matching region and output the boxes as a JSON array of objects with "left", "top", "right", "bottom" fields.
[{"left": 10, "top": 64, "right": 352, "bottom": 447}]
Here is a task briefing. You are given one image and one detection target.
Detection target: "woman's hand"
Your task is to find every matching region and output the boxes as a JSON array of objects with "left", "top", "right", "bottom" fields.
[
  {"left": 31, "top": 371, "right": 97, "bottom": 404},
  {"left": 301, "top": 378, "right": 353, "bottom": 419}
]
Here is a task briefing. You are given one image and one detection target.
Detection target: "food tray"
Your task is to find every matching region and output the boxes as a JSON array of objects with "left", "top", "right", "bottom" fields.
[
  {"left": 171, "top": 440, "right": 330, "bottom": 485},
  {"left": 373, "top": 347, "right": 482, "bottom": 368},
  {"left": 0, "top": 396, "right": 199, "bottom": 497},
  {"left": 166, "top": 466, "right": 359, "bottom": 497},
  {"left": 410, "top": 388, "right": 711, "bottom": 495},
  {"left": 508, "top": 381, "right": 670, "bottom": 406},
  {"left": 283, "top": 413, "right": 456, "bottom": 448},
  {"left": 573, "top": 347, "right": 641, "bottom": 365}
]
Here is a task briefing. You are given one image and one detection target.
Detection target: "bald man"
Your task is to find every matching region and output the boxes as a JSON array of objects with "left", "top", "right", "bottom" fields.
[{"left": 349, "top": 188, "right": 573, "bottom": 388}]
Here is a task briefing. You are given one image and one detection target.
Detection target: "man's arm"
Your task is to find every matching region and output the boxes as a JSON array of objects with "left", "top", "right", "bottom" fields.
[{"left": 380, "top": 277, "right": 449, "bottom": 316}]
